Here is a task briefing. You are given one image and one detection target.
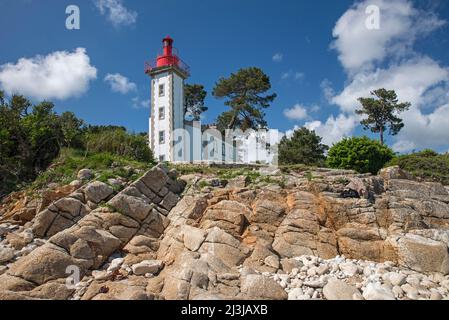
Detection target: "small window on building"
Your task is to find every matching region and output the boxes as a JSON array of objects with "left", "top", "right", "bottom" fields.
[
  {"left": 159, "top": 130, "right": 165, "bottom": 144},
  {"left": 159, "top": 107, "right": 165, "bottom": 120},
  {"left": 159, "top": 155, "right": 165, "bottom": 162},
  {"left": 159, "top": 84, "right": 165, "bottom": 97}
]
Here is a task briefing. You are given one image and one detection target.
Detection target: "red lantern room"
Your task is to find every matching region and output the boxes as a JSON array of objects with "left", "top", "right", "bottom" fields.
[{"left": 145, "top": 36, "right": 190, "bottom": 78}]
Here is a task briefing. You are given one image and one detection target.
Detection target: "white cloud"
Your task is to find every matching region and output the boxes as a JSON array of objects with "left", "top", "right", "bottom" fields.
[
  {"left": 104, "top": 73, "right": 137, "bottom": 94},
  {"left": 332, "top": 0, "right": 445, "bottom": 73},
  {"left": 0, "top": 48, "right": 97, "bottom": 100},
  {"left": 272, "top": 53, "right": 283, "bottom": 62},
  {"left": 95, "top": 0, "right": 137, "bottom": 27},
  {"left": 332, "top": 57, "right": 449, "bottom": 113},
  {"left": 281, "top": 71, "right": 291, "bottom": 80},
  {"left": 281, "top": 70, "right": 305, "bottom": 81},
  {"left": 393, "top": 104, "right": 449, "bottom": 152},
  {"left": 310, "top": 105, "right": 320, "bottom": 112},
  {"left": 305, "top": 114, "right": 358, "bottom": 147},
  {"left": 283, "top": 104, "right": 308, "bottom": 120},
  {"left": 132, "top": 97, "right": 149, "bottom": 109},
  {"left": 294, "top": 72, "right": 305, "bottom": 80},
  {"left": 323, "top": 0, "right": 449, "bottom": 152},
  {"left": 328, "top": 56, "right": 449, "bottom": 151},
  {"left": 320, "top": 79, "right": 335, "bottom": 103}
]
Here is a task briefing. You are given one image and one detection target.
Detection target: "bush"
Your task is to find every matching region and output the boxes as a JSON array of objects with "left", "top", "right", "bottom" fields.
[
  {"left": 0, "top": 91, "right": 155, "bottom": 197},
  {"left": 387, "top": 150, "right": 449, "bottom": 185},
  {"left": 327, "top": 136, "right": 394, "bottom": 174},
  {"left": 0, "top": 95, "right": 64, "bottom": 197},
  {"left": 84, "top": 128, "right": 154, "bottom": 163},
  {"left": 32, "top": 148, "right": 152, "bottom": 189},
  {"left": 279, "top": 127, "right": 328, "bottom": 166}
]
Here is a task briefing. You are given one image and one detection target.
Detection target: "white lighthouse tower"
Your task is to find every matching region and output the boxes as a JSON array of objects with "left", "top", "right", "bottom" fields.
[{"left": 145, "top": 36, "right": 190, "bottom": 162}]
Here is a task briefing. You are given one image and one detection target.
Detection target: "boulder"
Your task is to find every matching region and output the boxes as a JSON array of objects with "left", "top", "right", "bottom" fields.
[
  {"left": 362, "top": 282, "right": 395, "bottom": 300},
  {"left": 0, "top": 273, "right": 36, "bottom": 292},
  {"left": 69, "top": 180, "right": 83, "bottom": 188},
  {"left": 200, "top": 200, "right": 249, "bottom": 237},
  {"left": 32, "top": 209, "right": 57, "bottom": 238},
  {"left": 109, "top": 194, "right": 153, "bottom": 222},
  {"left": 0, "top": 246, "right": 15, "bottom": 264},
  {"left": 54, "top": 198, "right": 85, "bottom": 217},
  {"left": 240, "top": 275, "right": 287, "bottom": 300},
  {"left": 140, "top": 167, "right": 169, "bottom": 193},
  {"left": 383, "top": 272, "right": 407, "bottom": 286},
  {"left": 391, "top": 234, "right": 449, "bottom": 275},
  {"left": 107, "top": 258, "right": 124, "bottom": 272},
  {"left": 379, "top": 166, "right": 413, "bottom": 181},
  {"left": 27, "top": 279, "right": 75, "bottom": 300},
  {"left": 227, "top": 176, "right": 249, "bottom": 188},
  {"left": 323, "top": 278, "right": 363, "bottom": 300},
  {"left": 6, "top": 232, "right": 31, "bottom": 250},
  {"left": 159, "top": 191, "right": 180, "bottom": 211},
  {"left": 84, "top": 181, "right": 114, "bottom": 204},
  {"left": 8, "top": 244, "right": 89, "bottom": 285},
  {"left": 0, "top": 226, "right": 8, "bottom": 237},
  {"left": 344, "top": 178, "right": 367, "bottom": 198},
  {"left": 250, "top": 199, "right": 286, "bottom": 225},
  {"left": 131, "top": 260, "right": 164, "bottom": 276},
  {"left": 129, "top": 235, "right": 159, "bottom": 251},
  {"left": 82, "top": 278, "right": 151, "bottom": 300},
  {"left": 77, "top": 169, "right": 93, "bottom": 181},
  {"left": 182, "top": 225, "right": 206, "bottom": 252},
  {"left": 168, "top": 194, "right": 209, "bottom": 220}
]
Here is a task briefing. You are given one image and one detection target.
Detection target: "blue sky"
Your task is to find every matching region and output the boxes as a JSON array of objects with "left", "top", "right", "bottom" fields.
[{"left": 1, "top": 0, "right": 449, "bottom": 152}]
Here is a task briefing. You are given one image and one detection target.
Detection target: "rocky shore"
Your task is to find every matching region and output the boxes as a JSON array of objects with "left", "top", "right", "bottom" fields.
[{"left": 1, "top": 164, "right": 449, "bottom": 300}]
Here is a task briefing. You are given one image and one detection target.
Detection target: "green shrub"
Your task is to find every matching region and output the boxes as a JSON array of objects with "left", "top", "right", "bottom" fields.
[
  {"left": 278, "top": 127, "right": 328, "bottom": 166},
  {"left": 84, "top": 129, "right": 154, "bottom": 163},
  {"left": 32, "top": 148, "right": 151, "bottom": 189},
  {"left": 327, "top": 136, "right": 394, "bottom": 174},
  {"left": 198, "top": 180, "right": 212, "bottom": 189},
  {"left": 387, "top": 150, "right": 449, "bottom": 185},
  {"left": 0, "top": 91, "right": 155, "bottom": 197}
]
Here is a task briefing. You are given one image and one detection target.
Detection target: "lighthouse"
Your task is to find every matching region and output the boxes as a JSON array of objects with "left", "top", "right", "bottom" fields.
[
  {"left": 145, "top": 36, "right": 190, "bottom": 162},
  {"left": 145, "top": 37, "right": 275, "bottom": 165}
]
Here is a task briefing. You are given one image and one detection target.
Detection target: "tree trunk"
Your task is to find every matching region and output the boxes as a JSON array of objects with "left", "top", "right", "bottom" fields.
[
  {"left": 227, "top": 111, "right": 238, "bottom": 130},
  {"left": 380, "top": 127, "right": 384, "bottom": 145}
]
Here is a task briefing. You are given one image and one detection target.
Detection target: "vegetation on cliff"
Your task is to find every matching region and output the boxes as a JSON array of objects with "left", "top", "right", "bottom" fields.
[
  {"left": 0, "top": 91, "right": 154, "bottom": 197},
  {"left": 388, "top": 150, "right": 449, "bottom": 185},
  {"left": 327, "top": 136, "right": 394, "bottom": 174}
]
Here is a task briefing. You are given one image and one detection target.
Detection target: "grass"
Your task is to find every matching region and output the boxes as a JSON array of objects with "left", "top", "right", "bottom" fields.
[
  {"left": 305, "top": 171, "right": 313, "bottom": 181},
  {"left": 170, "top": 164, "right": 262, "bottom": 183},
  {"left": 31, "top": 148, "right": 152, "bottom": 190},
  {"left": 279, "top": 163, "right": 312, "bottom": 173},
  {"left": 386, "top": 150, "right": 449, "bottom": 186},
  {"left": 171, "top": 163, "right": 293, "bottom": 188},
  {"left": 217, "top": 168, "right": 261, "bottom": 183},
  {"left": 197, "top": 180, "right": 210, "bottom": 189}
]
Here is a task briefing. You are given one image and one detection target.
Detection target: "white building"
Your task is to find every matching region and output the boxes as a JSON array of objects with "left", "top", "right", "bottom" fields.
[{"left": 146, "top": 36, "right": 277, "bottom": 165}]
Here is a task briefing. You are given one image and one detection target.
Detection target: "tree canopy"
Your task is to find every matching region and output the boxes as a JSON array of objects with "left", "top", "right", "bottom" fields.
[
  {"left": 0, "top": 93, "right": 63, "bottom": 196},
  {"left": 356, "top": 88, "right": 411, "bottom": 145},
  {"left": 184, "top": 84, "right": 208, "bottom": 121},
  {"left": 0, "top": 91, "right": 154, "bottom": 198},
  {"left": 278, "top": 127, "right": 328, "bottom": 166},
  {"left": 327, "top": 136, "right": 394, "bottom": 174},
  {"left": 212, "top": 67, "right": 276, "bottom": 132}
]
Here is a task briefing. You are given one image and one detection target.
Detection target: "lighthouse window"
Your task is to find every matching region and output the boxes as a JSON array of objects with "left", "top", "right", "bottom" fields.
[
  {"left": 159, "top": 107, "right": 165, "bottom": 120},
  {"left": 159, "top": 84, "right": 165, "bottom": 97},
  {"left": 159, "top": 130, "right": 165, "bottom": 144}
]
